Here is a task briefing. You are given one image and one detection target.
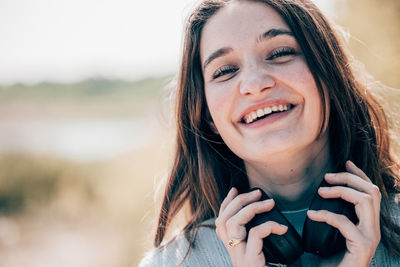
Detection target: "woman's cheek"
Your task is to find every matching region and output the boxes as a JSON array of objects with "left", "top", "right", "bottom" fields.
[
  {"left": 205, "top": 84, "right": 233, "bottom": 120},
  {"left": 279, "top": 59, "right": 314, "bottom": 85}
]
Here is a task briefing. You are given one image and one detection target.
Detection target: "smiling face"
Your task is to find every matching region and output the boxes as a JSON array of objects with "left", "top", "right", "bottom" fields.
[{"left": 200, "top": 1, "right": 328, "bottom": 166}]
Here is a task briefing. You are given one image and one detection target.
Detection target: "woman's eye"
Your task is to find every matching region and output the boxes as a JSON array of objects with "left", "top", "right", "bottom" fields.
[
  {"left": 267, "top": 47, "right": 297, "bottom": 61},
  {"left": 212, "top": 65, "right": 239, "bottom": 80}
]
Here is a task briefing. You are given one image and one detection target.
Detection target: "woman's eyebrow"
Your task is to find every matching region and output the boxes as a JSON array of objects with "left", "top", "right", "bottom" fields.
[
  {"left": 203, "top": 29, "right": 293, "bottom": 71},
  {"left": 203, "top": 47, "right": 233, "bottom": 71},
  {"left": 257, "top": 28, "right": 293, "bottom": 43}
]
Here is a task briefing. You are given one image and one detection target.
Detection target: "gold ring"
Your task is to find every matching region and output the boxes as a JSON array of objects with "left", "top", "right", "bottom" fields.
[{"left": 228, "top": 238, "right": 243, "bottom": 248}]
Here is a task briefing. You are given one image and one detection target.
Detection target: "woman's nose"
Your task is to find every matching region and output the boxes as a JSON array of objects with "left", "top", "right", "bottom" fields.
[{"left": 239, "top": 67, "right": 276, "bottom": 96}]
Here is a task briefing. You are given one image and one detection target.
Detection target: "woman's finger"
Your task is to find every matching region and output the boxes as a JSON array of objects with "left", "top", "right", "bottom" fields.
[
  {"left": 318, "top": 186, "right": 379, "bottom": 232},
  {"left": 318, "top": 186, "right": 372, "bottom": 206},
  {"left": 219, "top": 187, "right": 238, "bottom": 215},
  {"left": 218, "top": 189, "right": 262, "bottom": 224},
  {"left": 246, "top": 221, "right": 288, "bottom": 257},
  {"left": 227, "top": 199, "right": 275, "bottom": 227},
  {"left": 226, "top": 199, "right": 275, "bottom": 239},
  {"left": 324, "top": 173, "right": 381, "bottom": 208},
  {"left": 345, "top": 160, "right": 371, "bottom": 182},
  {"left": 309, "top": 207, "right": 380, "bottom": 266},
  {"left": 307, "top": 209, "right": 361, "bottom": 243}
]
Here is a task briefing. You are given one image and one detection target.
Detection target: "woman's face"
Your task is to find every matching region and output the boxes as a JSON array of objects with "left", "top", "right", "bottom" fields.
[{"left": 200, "top": 1, "right": 327, "bottom": 165}]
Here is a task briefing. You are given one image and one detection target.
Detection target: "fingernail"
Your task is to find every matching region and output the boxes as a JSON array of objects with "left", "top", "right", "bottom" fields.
[
  {"left": 252, "top": 189, "right": 260, "bottom": 195},
  {"left": 347, "top": 160, "right": 356, "bottom": 167},
  {"left": 307, "top": 210, "right": 316, "bottom": 215},
  {"left": 325, "top": 173, "right": 334, "bottom": 179},
  {"left": 319, "top": 187, "right": 329, "bottom": 192},
  {"left": 280, "top": 224, "right": 288, "bottom": 230},
  {"left": 263, "top": 199, "right": 274, "bottom": 204}
]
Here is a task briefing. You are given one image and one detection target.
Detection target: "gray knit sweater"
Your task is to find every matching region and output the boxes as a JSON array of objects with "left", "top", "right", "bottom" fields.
[{"left": 139, "top": 194, "right": 400, "bottom": 267}]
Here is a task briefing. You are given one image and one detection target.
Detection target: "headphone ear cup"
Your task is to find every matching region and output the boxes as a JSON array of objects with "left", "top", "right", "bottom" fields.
[
  {"left": 302, "top": 180, "right": 358, "bottom": 257},
  {"left": 245, "top": 188, "right": 304, "bottom": 264}
]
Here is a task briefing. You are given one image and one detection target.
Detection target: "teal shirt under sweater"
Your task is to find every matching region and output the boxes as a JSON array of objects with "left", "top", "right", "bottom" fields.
[{"left": 139, "top": 194, "right": 400, "bottom": 267}]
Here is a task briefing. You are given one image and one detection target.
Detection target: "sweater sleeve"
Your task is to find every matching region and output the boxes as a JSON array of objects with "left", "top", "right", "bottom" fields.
[
  {"left": 138, "top": 220, "right": 233, "bottom": 267},
  {"left": 370, "top": 193, "right": 400, "bottom": 266},
  {"left": 138, "top": 234, "right": 190, "bottom": 267},
  {"left": 138, "top": 250, "right": 160, "bottom": 267}
]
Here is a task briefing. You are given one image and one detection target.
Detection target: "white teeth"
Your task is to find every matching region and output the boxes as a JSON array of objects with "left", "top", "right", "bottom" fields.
[
  {"left": 243, "top": 104, "right": 291, "bottom": 124},
  {"left": 264, "top": 107, "right": 272, "bottom": 115}
]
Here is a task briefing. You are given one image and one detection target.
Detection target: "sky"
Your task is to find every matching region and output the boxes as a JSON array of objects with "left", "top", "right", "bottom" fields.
[{"left": 0, "top": 0, "right": 340, "bottom": 85}]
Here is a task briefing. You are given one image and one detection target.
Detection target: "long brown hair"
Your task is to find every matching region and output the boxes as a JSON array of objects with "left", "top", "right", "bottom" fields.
[{"left": 154, "top": 0, "right": 400, "bottom": 257}]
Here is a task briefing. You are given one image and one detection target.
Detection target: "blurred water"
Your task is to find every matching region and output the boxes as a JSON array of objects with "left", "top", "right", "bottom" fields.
[{"left": 0, "top": 118, "right": 156, "bottom": 162}]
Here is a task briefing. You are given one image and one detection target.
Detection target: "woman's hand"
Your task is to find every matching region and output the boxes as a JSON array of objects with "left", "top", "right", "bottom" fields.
[
  {"left": 215, "top": 188, "right": 288, "bottom": 267},
  {"left": 307, "top": 160, "right": 381, "bottom": 267}
]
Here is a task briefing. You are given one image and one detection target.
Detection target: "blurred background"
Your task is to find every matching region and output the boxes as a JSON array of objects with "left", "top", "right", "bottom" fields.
[{"left": 0, "top": 0, "right": 398, "bottom": 266}]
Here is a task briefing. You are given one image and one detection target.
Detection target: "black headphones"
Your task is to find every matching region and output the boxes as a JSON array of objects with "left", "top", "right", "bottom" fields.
[{"left": 245, "top": 179, "right": 358, "bottom": 264}]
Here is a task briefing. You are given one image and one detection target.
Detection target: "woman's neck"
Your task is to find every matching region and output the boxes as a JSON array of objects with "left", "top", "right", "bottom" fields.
[{"left": 245, "top": 137, "right": 333, "bottom": 211}]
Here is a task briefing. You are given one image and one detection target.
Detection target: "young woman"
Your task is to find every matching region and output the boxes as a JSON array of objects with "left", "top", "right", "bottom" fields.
[{"left": 140, "top": 0, "right": 400, "bottom": 266}]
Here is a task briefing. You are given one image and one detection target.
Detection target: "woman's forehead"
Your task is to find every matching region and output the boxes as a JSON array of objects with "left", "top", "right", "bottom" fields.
[{"left": 200, "top": 1, "right": 290, "bottom": 58}]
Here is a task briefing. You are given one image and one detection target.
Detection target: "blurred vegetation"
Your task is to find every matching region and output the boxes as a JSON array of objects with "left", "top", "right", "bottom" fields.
[
  {"left": 339, "top": 0, "right": 400, "bottom": 89},
  {"left": 0, "top": 77, "right": 168, "bottom": 100},
  {"left": 0, "top": 76, "right": 173, "bottom": 120},
  {"left": 0, "top": 132, "right": 175, "bottom": 266},
  {"left": 339, "top": 0, "right": 400, "bottom": 156},
  {"left": 0, "top": 154, "right": 94, "bottom": 214},
  {"left": 0, "top": 75, "right": 175, "bottom": 266}
]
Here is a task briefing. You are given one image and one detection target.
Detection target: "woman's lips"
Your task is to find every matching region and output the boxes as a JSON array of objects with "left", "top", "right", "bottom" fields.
[
  {"left": 238, "top": 100, "right": 295, "bottom": 123},
  {"left": 239, "top": 104, "right": 297, "bottom": 128}
]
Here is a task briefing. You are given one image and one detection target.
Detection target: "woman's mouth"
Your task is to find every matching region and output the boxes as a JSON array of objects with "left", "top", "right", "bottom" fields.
[{"left": 241, "top": 104, "right": 296, "bottom": 124}]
